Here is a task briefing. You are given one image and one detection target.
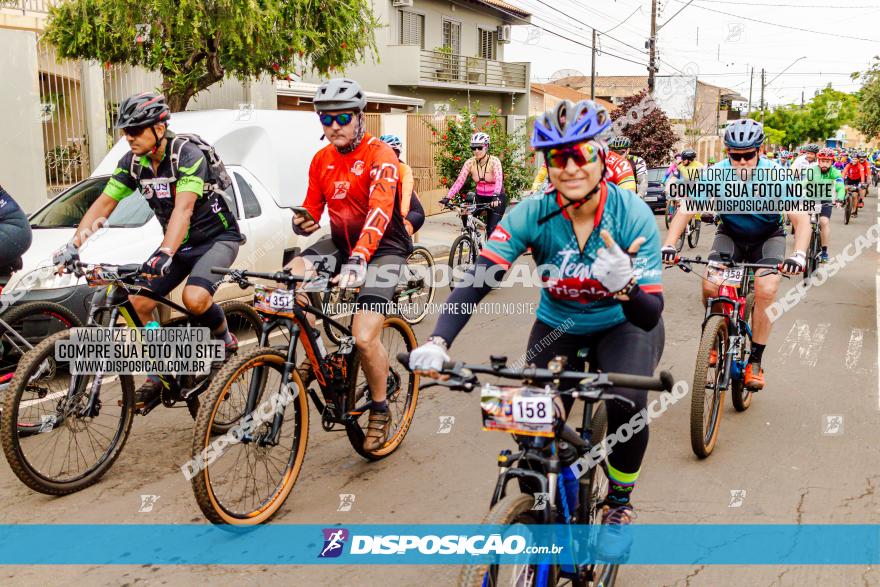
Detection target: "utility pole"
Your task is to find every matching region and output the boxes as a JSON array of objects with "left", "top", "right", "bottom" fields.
[
  {"left": 747, "top": 67, "right": 753, "bottom": 118},
  {"left": 591, "top": 28, "right": 597, "bottom": 100},
  {"left": 760, "top": 68, "right": 766, "bottom": 123},
  {"left": 801, "top": 90, "right": 804, "bottom": 108},
  {"left": 648, "top": 0, "right": 658, "bottom": 93}
]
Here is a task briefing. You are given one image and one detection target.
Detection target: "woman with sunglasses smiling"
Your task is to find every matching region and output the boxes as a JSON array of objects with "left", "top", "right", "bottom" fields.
[
  {"left": 662, "top": 118, "right": 811, "bottom": 391},
  {"left": 446, "top": 132, "right": 506, "bottom": 237},
  {"left": 410, "top": 100, "right": 666, "bottom": 558}
]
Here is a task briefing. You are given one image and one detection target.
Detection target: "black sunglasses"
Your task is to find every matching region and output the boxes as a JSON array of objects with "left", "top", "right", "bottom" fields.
[
  {"left": 122, "top": 125, "right": 150, "bottom": 138},
  {"left": 728, "top": 150, "right": 758, "bottom": 162},
  {"left": 471, "top": 145, "right": 487, "bottom": 151}
]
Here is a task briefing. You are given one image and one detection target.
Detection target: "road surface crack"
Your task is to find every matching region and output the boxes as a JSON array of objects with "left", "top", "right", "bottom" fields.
[
  {"left": 771, "top": 567, "right": 793, "bottom": 586},
  {"left": 841, "top": 476, "right": 878, "bottom": 508}
]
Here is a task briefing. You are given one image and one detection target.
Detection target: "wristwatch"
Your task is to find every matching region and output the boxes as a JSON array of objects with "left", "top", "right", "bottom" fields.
[{"left": 614, "top": 278, "right": 640, "bottom": 298}]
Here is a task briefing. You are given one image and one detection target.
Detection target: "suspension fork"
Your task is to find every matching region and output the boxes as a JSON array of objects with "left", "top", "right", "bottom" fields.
[
  {"left": 261, "top": 320, "right": 301, "bottom": 447},
  {"left": 77, "top": 305, "right": 122, "bottom": 417}
]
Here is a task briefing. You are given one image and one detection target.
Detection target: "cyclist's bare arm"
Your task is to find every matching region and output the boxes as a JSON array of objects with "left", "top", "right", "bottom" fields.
[
  {"left": 663, "top": 207, "right": 696, "bottom": 247},
  {"left": 161, "top": 191, "right": 197, "bottom": 253},
  {"left": 72, "top": 194, "right": 118, "bottom": 247},
  {"left": 788, "top": 212, "right": 812, "bottom": 251}
]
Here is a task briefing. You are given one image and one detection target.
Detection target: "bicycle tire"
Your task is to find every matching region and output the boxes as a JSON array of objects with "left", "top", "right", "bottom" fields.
[
  {"left": 731, "top": 294, "right": 754, "bottom": 413},
  {"left": 346, "top": 316, "right": 419, "bottom": 460},
  {"left": 457, "top": 493, "right": 550, "bottom": 587},
  {"left": 664, "top": 201, "right": 675, "bottom": 229},
  {"left": 397, "top": 245, "right": 436, "bottom": 325},
  {"left": 0, "top": 301, "right": 81, "bottom": 377},
  {"left": 690, "top": 316, "right": 727, "bottom": 458},
  {"left": 844, "top": 196, "right": 852, "bottom": 224},
  {"left": 674, "top": 227, "right": 686, "bottom": 253},
  {"left": 448, "top": 235, "right": 476, "bottom": 291},
  {"left": 1, "top": 330, "right": 135, "bottom": 495},
  {"left": 191, "top": 346, "right": 309, "bottom": 525},
  {"left": 322, "top": 287, "right": 352, "bottom": 346},
  {"left": 687, "top": 218, "right": 701, "bottom": 249}
]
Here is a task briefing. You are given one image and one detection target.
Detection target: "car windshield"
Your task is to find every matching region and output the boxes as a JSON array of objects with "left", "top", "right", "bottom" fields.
[
  {"left": 30, "top": 176, "right": 153, "bottom": 228},
  {"left": 647, "top": 168, "right": 666, "bottom": 182}
]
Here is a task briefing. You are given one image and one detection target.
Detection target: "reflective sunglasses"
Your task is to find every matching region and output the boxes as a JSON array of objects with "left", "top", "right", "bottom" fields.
[
  {"left": 543, "top": 141, "right": 599, "bottom": 169},
  {"left": 122, "top": 125, "right": 149, "bottom": 138},
  {"left": 318, "top": 112, "right": 355, "bottom": 127},
  {"left": 728, "top": 150, "right": 758, "bottom": 162}
]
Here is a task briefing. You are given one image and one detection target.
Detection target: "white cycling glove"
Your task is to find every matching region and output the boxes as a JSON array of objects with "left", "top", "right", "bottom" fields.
[
  {"left": 591, "top": 240, "right": 635, "bottom": 293},
  {"left": 409, "top": 339, "right": 450, "bottom": 373}
]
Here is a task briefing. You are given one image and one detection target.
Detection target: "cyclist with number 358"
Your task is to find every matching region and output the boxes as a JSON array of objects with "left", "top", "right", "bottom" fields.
[{"left": 409, "top": 100, "right": 665, "bottom": 559}]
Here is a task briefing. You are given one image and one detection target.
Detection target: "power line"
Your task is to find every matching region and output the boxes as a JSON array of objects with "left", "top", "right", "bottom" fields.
[{"left": 693, "top": 0, "right": 880, "bottom": 7}]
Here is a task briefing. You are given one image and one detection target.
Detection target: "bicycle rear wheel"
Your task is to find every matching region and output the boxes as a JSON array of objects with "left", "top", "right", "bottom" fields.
[
  {"left": 690, "top": 316, "right": 727, "bottom": 458},
  {"left": 191, "top": 347, "right": 309, "bottom": 525},
  {"left": 1, "top": 330, "right": 134, "bottom": 495},
  {"left": 448, "top": 235, "right": 477, "bottom": 291},
  {"left": 397, "top": 245, "right": 435, "bottom": 325},
  {"left": 457, "top": 494, "right": 550, "bottom": 587},
  {"left": 0, "top": 301, "right": 81, "bottom": 381},
  {"left": 687, "top": 218, "right": 701, "bottom": 248},
  {"left": 844, "top": 196, "right": 852, "bottom": 224},
  {"left": 346, "top": 316, "right": 419, "bottom": 460}
]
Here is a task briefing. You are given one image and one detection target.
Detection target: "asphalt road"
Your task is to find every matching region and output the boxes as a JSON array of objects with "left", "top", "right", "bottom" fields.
[{"left": 2, "top": 194, "right": 879, "bottom": 586}]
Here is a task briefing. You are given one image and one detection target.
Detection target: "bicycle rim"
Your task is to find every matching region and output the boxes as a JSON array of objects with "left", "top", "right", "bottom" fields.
[
  {"left": 449, "top": 236, "right": 475, "bottom": 291},
  {"left": 397, "top": 247, "right": 435, "bottom": 324},
  {"left": 347, "top": 317, "right": 419, "bottom": 460},
  {"left": 1, "top": 330, "right": 134, "bottom": 495},
  {"left": 690, "top": 316, "right": 726, "bottom": 458},
  {"left": 192, "top": 348, "right": 309, "bottom": 525}
]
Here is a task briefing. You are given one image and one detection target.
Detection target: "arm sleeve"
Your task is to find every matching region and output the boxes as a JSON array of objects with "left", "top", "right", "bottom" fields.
[
  {"left": 103, "top": 153, "right": 137, "bottom": 202},
  {"left": 492, "top": 157, "right": 504, "bottom": 195},
  {"left": 621, "top": 290, "right": 664, "bottom": 331},
  {"left": 302, "top": 155, "right": 327, "bottom": 225},
  {"left": 531, "top": 165, "right": 548, "bottom": 191},
  {"left": 447, "top": 159, "right": 473, "bottom": 198},
  {"left": 175, "top": 145, "right": 208, "bottom": 196},
  {"left": 351, "top": 148, "right": 399, "bottom": 261},
  {"left": 406, "top": 193, "right": 425, "bottom": 233},
  {"left": 399, "top": 163, "right": 414, "bottom": 216},
  {"left": 431, "top": 256, "right": 507, "bottom": 345}
]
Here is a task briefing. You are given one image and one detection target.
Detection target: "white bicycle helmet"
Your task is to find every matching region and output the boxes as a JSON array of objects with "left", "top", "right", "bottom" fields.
[{"left": 470, "top": 132, "right": 490, "bottom": 147}]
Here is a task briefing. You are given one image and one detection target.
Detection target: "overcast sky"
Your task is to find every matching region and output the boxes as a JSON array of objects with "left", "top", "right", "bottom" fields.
[{"left": 504, "top": 0, "right": 878, "bottom": 108}]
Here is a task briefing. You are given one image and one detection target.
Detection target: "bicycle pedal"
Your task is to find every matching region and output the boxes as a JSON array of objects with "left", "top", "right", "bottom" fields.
[{"left": 132, "top": 395, "right": 162, "bottom": 415}]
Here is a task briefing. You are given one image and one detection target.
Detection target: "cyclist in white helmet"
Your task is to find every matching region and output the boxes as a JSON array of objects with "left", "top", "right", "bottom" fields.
[{"left": 446, "top": 132, "right": 506, "bottom": 237}]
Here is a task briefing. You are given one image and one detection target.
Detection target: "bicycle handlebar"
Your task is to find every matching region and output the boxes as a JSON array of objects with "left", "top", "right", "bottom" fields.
[{"left": 674, "top": 255, "right": 781, "bottom": 271}]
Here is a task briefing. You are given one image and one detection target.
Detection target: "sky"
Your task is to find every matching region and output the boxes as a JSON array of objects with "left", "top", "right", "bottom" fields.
[{"left": 503, "top": 0, "right": 879, "bottom": 108}]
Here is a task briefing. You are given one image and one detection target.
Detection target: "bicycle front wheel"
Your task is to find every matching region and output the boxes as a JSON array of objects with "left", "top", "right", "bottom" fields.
[
  {"left": 1, "top": 330, "right": 134, "bottom": 495},
  {"left": 191, "top": 347, "right": 309, "bottom": 525},
  {"left": 0, "top": 301, "right": 81, "bottom": 381},
  {"left": 691, "top": 316, "right": 727, "bottom": 458},
  {"left": 397, "top": 245, "right": 436, "bottom": 324},
  {"left": 346, "top": 316, "right": 419, "bottom": 460},
  {"left": 448, "top": 235, "right": 477, "bottom": 291},
  {"left": 687, "top": 218, "right": 701, "bottom": 248}
]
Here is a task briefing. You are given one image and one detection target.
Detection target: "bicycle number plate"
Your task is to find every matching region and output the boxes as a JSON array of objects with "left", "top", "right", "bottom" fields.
[
  {"left": 481, "top": 384, "right": 556, "bottom": 437},
  {"left": 254, "top": 285, "right": 294, "bottom": 314},
  {"left": 708, "top": 265, "right": 743, "bottom": 285}
]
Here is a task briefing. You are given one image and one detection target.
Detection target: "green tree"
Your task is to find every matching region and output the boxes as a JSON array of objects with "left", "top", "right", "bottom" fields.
[
  {"left": 759, "top": 87, "right": 857, "bottom": 146},
  {"left": 45, "top": 0, "right": 380, "bottom": 111},
  {"left": 854, "top": 58, "right": 880, "bottom": 139},
  {"left": 610, "top": 90, "right": 678, "bottom": 166},
  {"left": 431, "top": 105, "right": 530, "bottom": 201}
]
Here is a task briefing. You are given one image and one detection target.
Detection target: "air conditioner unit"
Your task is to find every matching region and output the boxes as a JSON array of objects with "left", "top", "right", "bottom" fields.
[
  {"left": 392, "top": 0, "right": 413, "bottom": 7},
  {"left": 497, "top": 24, "right": 512, "bottom": 43}
]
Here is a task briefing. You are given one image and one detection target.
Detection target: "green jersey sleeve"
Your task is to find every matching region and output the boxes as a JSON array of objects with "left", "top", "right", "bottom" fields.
[{"left": 103, "top": 152, "right": 137, "bottom": 202}]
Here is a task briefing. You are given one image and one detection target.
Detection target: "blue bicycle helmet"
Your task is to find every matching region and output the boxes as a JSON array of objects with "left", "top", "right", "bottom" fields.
[
  {"left": 379, "top": 134, "right": 402, "bottom": 150},
  {"left": 724, "top": 118, "right": 765, "bottom": 149},
  {"left": 531, "top": 100, "right": 611, "bottom": 150}
]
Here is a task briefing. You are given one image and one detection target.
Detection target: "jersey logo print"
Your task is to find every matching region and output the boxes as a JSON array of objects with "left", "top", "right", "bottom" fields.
[
  {"left": 332, "top": 181, "right": 350, "bottom": 200},
  {"left": 154, "top": 182, "right": 172, "bottom": 199},
  {"left": 489, "top": 226, "right": 511, "bottom": 242},
  {"left": 351, "top": 160, "right": 365, "bottom": 176}
]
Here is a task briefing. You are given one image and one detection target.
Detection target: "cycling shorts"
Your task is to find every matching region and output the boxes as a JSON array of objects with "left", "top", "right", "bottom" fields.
[
  {"left": 709, "top": 231, "right": 785, "bottom": 266},
  {"left": 141, "top": 239, "right": 240, "bottom": 297},
  {"left": 302, "top": 236, "right": 404, "bottom": 314},
  {"left": 844, "top": 178, "right": 863, "bottom": 187},
  {"left": 820, "top": 203, "right": 833, "bottom": 220}
]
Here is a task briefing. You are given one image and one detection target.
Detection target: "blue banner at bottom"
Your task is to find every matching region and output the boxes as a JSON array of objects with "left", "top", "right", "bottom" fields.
[{"left": 0, "top": 525, "right": 877, "bottom": 565}]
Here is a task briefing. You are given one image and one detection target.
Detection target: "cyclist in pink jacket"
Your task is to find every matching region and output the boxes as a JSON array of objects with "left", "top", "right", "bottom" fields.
[{"left": 446, "top": 132, "right": 506, "bottom": 237}]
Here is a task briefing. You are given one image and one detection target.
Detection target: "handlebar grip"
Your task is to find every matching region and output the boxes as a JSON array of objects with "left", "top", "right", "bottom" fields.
[
  {"left": 606, "top": 371, "right": 674, "bottom": 391},
  {"left": 397, "top": 352, "right": 410, "bottom": 368},
  {"left": 211, "top": 267, "right": 232, "bottom": 275}
]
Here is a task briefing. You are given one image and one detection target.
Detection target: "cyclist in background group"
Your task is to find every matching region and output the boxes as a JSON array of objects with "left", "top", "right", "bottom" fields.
[
  {"left": 663, "top": 153, "right": 682, "bottom": 184},
  {"left": 379, "top": 134, "right": 425, "bottom": 235},
  {"left": 813, "top": 148, "right": 845, "bottom": 263},
  {"left": 0, "top": 184, "right": 32, "bottom": 274},
  {"left": 609, "top": 136, "right": 647, "bottom": 198},
  {"left": 676, "top": 149, "right": 704, "bottom": 181},
  {"left": 447, "top": 132, "right": 505, "bottom": 237},
  {"left": 843, "top": 153, "right": 868, "bottom": 209},
  {"left": 790, "top": 144, "right": 819, "bottom": 172}
]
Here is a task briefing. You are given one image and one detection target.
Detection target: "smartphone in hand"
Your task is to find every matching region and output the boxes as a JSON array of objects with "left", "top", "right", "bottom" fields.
[{"left": 290, "top": 206, "right": 316, "bottom": 224}]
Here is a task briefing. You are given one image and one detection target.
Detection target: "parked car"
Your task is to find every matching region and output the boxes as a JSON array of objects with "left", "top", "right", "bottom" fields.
[
  {"left": 3, "top": 110, "right": 328, "bottom": 323},
  {"left": 644, "top": 167, "right": 667, "bottom": 213}
]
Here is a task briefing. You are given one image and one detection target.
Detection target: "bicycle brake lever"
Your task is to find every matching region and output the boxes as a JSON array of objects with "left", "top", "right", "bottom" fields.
[{"left": 599, "top": 393, "right": 637, "bottom": 408}]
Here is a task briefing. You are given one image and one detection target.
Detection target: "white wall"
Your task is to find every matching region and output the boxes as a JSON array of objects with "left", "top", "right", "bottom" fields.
[{"left": 0, "top": 28, "right": 46, "bottom": 213}]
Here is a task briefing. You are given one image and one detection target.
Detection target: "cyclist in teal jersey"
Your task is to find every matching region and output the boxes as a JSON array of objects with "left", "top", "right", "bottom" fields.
[{"left": 409, "top": 100, "right": 665, "bottom": 558}]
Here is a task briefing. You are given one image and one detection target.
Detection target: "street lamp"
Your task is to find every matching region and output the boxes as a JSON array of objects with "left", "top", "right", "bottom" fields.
[{"left": 761, "top": 56, "right": 806, "bottom": 122}]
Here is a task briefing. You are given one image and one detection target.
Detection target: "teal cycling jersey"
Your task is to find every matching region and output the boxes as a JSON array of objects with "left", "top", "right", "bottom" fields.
[
  {"left": 708, "top": 157, "right": 786, "bottom": 241},
  {"left": 480, "top": 182, "right": 662, "bottom": 335}
]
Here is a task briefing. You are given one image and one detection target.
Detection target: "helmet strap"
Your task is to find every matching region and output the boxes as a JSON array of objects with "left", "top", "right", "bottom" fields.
[{"left": 150, "top": 126, "right": 161, "bottom": 155}]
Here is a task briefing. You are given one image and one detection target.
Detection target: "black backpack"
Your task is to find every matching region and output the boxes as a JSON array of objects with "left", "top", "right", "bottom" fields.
[{"left": 129, "top": 133, "right": 232, "bottom": 195}]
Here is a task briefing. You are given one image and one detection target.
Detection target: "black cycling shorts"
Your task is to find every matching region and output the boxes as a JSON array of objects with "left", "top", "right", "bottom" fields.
[
  {"left": 141, "top": 239, "right": 239, "bottom": 297},
  {"left": 302, "top": 236, "right": 404, "bottom": 314},
  {"left": 820, "top": 203, "right": 833, "bottom": 220},
  {"left": 709, "top": 231, "right": 785, "bottom": 266},
  {"left": 844, "top": 178, "right": 863, "bottom": 187}
]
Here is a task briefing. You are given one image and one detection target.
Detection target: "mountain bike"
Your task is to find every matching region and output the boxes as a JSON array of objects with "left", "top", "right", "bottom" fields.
[
  {"left": 191, "top": 265, "right": 419, "bottom": 525},
  {"left": 844, "top": 184, "right": 858, "bottom": 224},
  {"left": 803, "top": 211, "right": 821, "bottom": 281},
  {"left": 442, "top": 192, "right": 493, "bottom": 291},
  {"left": 322, "top": 244, "right": 436, "bottom": 344},
  {"left": 398, "top": 353, "right": 673, "bottom": 587},
  {"left": 665, "top": 200, "right": 701, "bottom": 252},
  {"left": 0, "top": 261, "right": 261, "bottom": 495},
  {"left": 671, "top": 256, "right": 784, "bottom": 458}
]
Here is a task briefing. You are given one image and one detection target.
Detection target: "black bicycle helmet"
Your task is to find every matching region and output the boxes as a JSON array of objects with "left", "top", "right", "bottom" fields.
[
  {"left": 724, "top": 119, "right": 765, "bottom": 149},
  {"left": 115, "top": 92, "right": 170, "bottom": 129},
  {"left": 681, "top": 148, "right": 697, "bottom": 160}
]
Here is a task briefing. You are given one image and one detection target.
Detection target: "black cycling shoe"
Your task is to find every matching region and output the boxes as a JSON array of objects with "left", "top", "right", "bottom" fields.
[{"left": 134, "top": 378, "right": 163, "bottom": 408}]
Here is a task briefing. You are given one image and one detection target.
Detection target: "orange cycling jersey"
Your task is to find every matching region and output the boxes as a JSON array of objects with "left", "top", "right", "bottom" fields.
[
  {"left": 605, "top": 150, "right": 636, "bottom": 191},
  {"left": 302, "top": 133, "right": 411, "bottom": 261}
]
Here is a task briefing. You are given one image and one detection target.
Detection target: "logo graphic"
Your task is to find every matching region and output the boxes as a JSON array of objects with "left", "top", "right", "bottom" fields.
[
  {"left": 155, "top": 182, "right": 171, "bottom": 199},
  {"left": 38, "top": 414, "right": 57, "bottom": 433},
  {"left": 826, "top": 101, "right": 842, "bottom": 120},
  {"left": 337, "top": 493, "right": 355, "bottom": 512},
  {"left": 532, "top": 492, "right": 549, "bottom": 510},
  {"left": 725, "top": 22, "right": 744, "bottom": 42},
  {"left": 351, "top": 160, "right": 365, "bottom": 176},
  {"left": 525, "top": 26, "right": 542, "bottom": 45},
  {"left": 437, "top": 416, "right": 455, "bottom": 434},
  {"left": 823, "top": 414, "right": 843, "bottom": 435},
  {"left": 211, "top": 200, "right": 221, "bottom": 214},
  {"left": 234, "top": 103, "right": 255, "bottom": 122},
  {"left": 139, "top": 494, "right": 160, "bottom": 512},
  {"left": 632, "top": 257, "right": 649, "bottom": 278},
  {"left": 489, "top": 226, "right": 511, "bottom": 243},
  {"left": 728, "top": 489, "right": 746, "bottom": 508},
  {"left": 318, "top": 528, "right": 349, "bottom": 558},
  {"left": 332, "top": 181, "right": 350, "bottom": 200}
]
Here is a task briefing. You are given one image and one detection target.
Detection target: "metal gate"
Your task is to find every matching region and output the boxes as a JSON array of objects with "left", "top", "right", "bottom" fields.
[{"left": 37, "top": 38, "right": 90, "bottom": 194}]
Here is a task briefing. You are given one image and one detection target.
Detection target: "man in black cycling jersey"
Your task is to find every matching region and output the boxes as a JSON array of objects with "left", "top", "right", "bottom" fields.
[
  {"left": 53, "top": 92, "right": 243, "bottom": 407},
  {"left": 0, "top": 184, "right": 32, "bottom": 277}
]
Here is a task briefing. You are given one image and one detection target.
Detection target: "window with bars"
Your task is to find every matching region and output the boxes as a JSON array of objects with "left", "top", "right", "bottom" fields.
[
  {"left": 479, "top": 28, "right": 497, "bottom": 60},
  {"left": 399, "top": 11, "right": 424, "bottom": 47}
]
